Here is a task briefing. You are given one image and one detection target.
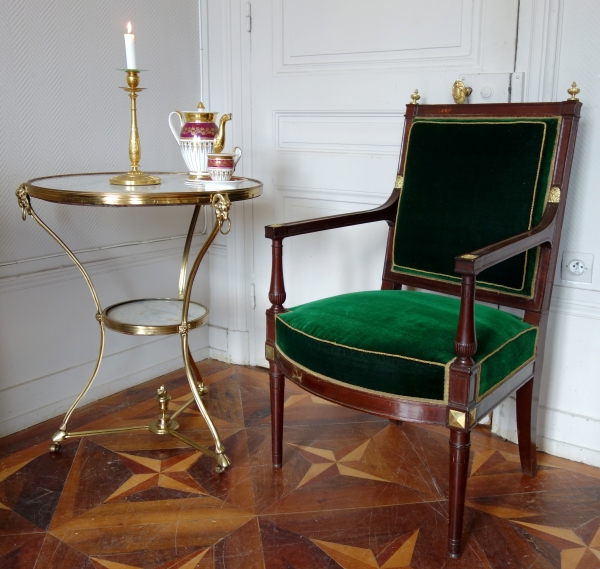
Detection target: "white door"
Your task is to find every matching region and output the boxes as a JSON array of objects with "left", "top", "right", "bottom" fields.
[{"left": 249, "top": 0, "right": 520, "bottom": 366}]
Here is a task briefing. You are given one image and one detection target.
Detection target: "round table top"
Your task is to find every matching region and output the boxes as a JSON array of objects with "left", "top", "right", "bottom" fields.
[{"left": 24, "top": 172, "right": 263, "bottom": 206}]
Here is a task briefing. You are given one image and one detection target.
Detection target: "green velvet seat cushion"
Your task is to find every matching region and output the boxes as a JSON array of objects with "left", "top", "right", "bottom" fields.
[
  {"left": 392, "top": 117, "right": 560, "bottom": 299},
  {"left": 276, "top": 290, "right": 537, "bottom": 403}
]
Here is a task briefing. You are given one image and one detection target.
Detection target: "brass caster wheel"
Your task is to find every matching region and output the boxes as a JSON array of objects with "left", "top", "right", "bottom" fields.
[
  {"left": 49, "top": 442, "right": 60, "bottom": 453},
  {"left": 197, "top": 383, "right": 208, "bottom": 396},
  {"left": 215, "top": 465, "right": 226, "bottom": 474}
]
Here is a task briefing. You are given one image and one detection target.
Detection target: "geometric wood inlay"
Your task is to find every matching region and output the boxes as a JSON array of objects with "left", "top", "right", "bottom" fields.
[{"left": 1, "top": 360, "right": 599, "bottom": 568}]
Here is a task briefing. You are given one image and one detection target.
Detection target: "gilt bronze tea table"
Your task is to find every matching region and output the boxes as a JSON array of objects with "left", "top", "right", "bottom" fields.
[{"left": 16, "top": 172, "right": 262, "bottom": 472}]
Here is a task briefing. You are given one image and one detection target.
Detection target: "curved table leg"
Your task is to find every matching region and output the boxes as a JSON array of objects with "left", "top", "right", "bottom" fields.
[
  {"left": 16, "top": 185, "right": 106, "bottom": 453},
  {"left": 178, "top": 193, "right": 232, "bottom": 472},
  {"left": 177, "top": 205, "right": 208, "bottom": 396}
]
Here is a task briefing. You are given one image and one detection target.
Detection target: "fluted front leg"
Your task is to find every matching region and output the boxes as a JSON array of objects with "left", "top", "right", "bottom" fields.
[
  {"left": 266, "top": 237, "right": 287, "bottom": 468},
  {"left": 448, "top": 429, "right": 471, "bottom": 558},
  {"left": 447, "top": 272, "right": 478, "bottom": 557}
]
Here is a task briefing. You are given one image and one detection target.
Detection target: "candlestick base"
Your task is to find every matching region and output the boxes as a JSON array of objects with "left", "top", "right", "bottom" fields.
[{"left": 110, "top": 171, "right": 161, "bottom": 186}]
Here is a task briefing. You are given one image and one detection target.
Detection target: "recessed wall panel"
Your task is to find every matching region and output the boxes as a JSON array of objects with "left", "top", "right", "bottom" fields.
[
  {"left": 276, "top": 0, "right": 477, "bottom": 70},
  {"left": 276, "top": 112, "right": 404, "bottom": 154}
]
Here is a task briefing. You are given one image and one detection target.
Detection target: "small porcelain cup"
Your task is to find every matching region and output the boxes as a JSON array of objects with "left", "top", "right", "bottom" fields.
[{"left": 207, "top": 147, "right": 241, "bottom": 181}]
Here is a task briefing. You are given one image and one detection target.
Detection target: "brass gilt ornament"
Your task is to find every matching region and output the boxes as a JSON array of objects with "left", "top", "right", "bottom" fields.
[
  {"left": 567, "top": 81, "right": 580, "bottom": 101},
  {"left": 110, "top": 70, "right": 161, "bottom": 186},
  {"left": 452, "top": 79, "right": 472, "bottom": 104}
]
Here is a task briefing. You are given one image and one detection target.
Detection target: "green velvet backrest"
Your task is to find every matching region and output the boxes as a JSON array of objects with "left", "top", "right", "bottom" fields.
[{"left": 392, "top": 116, "right": 561, "bottom": 299}]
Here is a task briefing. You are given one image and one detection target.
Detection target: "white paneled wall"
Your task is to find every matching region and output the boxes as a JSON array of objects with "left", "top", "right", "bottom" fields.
[
  {"left": 0, "top": 1, "right": 210, "bottom": 436},
  {"left": 205, "top": 0, "right": 600, "bottom": 469},
  {"left": 3, "top": 0, "right": 600, "bottom": 473},
  {"left": 492, "top": 0, "right": 600, "bottom": 466}
]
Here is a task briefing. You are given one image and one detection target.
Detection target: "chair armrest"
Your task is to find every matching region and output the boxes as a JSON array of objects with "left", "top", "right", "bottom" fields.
[
  {"left": 454, "top": 202, "right": 558, "bottom": 276},
  {"left": 265, "top": 190, "right": 399, "bottom": 240},
  {"left": 451, "top": 202, "right": 559, "bottom": 374}
]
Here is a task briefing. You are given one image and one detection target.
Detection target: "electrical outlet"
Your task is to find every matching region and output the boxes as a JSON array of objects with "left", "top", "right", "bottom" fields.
[{"left": 561, "top": 251, "right": 594, "bottom": 284}]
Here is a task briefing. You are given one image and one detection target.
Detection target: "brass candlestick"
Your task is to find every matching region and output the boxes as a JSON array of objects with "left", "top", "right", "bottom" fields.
[{"left": 110, "top": 70, "right": 161, "bottom": 186}]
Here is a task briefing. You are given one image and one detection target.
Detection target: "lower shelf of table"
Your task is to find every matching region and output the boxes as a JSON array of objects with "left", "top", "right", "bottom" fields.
[{"left": 102, "top": 298, "right": 208, "bottom": 336}]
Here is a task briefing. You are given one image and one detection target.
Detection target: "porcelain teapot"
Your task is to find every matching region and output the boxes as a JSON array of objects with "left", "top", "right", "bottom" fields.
[{"left": 169, "top": 102, "right": 231, "bottom": 180}]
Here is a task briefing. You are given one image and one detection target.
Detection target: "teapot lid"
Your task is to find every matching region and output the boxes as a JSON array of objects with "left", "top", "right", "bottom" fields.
[
  {"left": 183, "top": 102, "right": 218, "bottom": 122},
  {"left": 187, "top": 101, "right": 217, "bottom": 114}
]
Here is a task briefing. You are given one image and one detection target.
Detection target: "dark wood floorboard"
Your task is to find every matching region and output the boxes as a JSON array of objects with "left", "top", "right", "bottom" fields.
[{"left": 1, "top": 360, "right": 599, "bottom": 568}]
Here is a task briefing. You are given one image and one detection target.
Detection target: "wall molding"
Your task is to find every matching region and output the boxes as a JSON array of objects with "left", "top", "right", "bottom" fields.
[
  {"left": 516, "top": 0, "right": 564, "bottom": 102},
  {"left": 272, "top": 0, "right": 483, "bottom": 74},
  {"left": 0, "top": 236, "right": 207, "bottom": 295},
  {"left": 275, "top": 111, "right": 404, "bottom": 155},
  {"left": 276, "top": 184, "right": 390, "bottom": 206},
  {"left": 550, "top": 295, "right": 600, "bottom": 321}
]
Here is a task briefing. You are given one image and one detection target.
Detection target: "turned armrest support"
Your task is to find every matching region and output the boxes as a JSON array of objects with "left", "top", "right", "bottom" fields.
[
  {"left": 265, "top": 190, "right": 399, "bottom": 240},
  {"left": 454, "top": 203, "right": 558, "bottom": 276},
  {"left": 452, "top": 204, "right": 558, "bottom": 371},
  {"left": 454, "top": 274, "right": 477, "bottom": 366}
]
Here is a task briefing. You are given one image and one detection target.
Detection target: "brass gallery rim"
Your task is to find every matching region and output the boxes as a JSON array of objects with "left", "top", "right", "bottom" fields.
[
  {"left": 25, "top": 172, "right": 263, "bottom": 206},
  {"left": 102, "top": 298, "right": 209, "bottom": 336}
]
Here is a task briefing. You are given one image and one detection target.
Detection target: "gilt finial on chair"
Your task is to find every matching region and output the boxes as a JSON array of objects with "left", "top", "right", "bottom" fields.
[
  {"left": 410, "top": 89, "right": 421, "bottom": 105},
  {"left": 567, "top": 81, "right": 580, "bottom": 101}
]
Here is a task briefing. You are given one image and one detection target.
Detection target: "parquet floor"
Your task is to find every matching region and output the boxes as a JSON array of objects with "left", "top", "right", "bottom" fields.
[{"left": 1, "top": 360, "right": 600, "bottom": 569}]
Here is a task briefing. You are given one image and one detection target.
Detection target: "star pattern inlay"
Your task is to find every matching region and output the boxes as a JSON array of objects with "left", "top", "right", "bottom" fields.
[
  {"left": 2, "top": 363, "right": 600, "bottom": 569},
  {"left": 511, "top": 520, "right": 600, "bottom": 569},
  {"left": 105, "top": 449, "right": 208, "bottom": 501},
  {"left": 289, "top": 439, "right": 394, "bottom": 489},
  {"left": 312, "top": 529, "right": 419, "bottom": 569},
  {"left": 91, "top": 547, "right": 210, "bottom": 569}
]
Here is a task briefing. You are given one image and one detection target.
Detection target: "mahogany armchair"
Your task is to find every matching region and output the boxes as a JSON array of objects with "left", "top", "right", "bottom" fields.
[{"left": 265, "top": 99, "right": 581, "bottom": 558}]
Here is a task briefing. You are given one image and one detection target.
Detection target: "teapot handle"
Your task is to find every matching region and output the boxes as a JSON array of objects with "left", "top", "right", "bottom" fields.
[
  {"left": 168, "top": 111, "right": 184, "bottom": 141},
  {"left": 232, "top": 146, "right": 242, "bottom": 166}
]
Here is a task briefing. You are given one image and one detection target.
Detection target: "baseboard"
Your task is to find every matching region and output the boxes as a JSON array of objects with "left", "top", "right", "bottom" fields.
[
  {"left": 492, "top": 396, "right": 600, "bottom": 468},
  {"left": 209, "top": 346, "right": 230, "bottom": 363},
  {"left": 0, "top": 335, "right": 209, "bottom": 438},
  {"left": 537, "top": 436, "right": 600, "bottom": 468}
]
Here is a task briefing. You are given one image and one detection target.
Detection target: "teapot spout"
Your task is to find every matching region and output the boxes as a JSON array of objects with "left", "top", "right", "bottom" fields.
[{"left": 213, "top": 113, "right": 232, "bottom": 153}]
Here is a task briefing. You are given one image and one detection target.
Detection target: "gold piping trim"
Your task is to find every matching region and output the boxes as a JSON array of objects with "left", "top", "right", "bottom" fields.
[
  {"left": 477, "top": 355, "right": 536, "bottom": 401},
  {"left": 393, "top": 119, "right": 546, "bottom": 292},
  {"left": 479, "top": 327, "right": 537, "bottom": 364},
  {"left": 391, "top": 117, "right": 561, "bottom": 297},
  {"left": 277, "top": 350, "right": 449, "bottom": 405},
  {"left": 392, "top": 246, "right": 541, "bottom": 299},
  {"left": 476, "top": 327, "right": 539, "bottom": 400},
  {"left": 276, "top": 315, "right": 446, "bottom": 367},
  {"left": 277, "top": 313, "right": 537, "bottom": 406},
  {"left": 542, "top": 130, "right": 561, "bottom": 208}
]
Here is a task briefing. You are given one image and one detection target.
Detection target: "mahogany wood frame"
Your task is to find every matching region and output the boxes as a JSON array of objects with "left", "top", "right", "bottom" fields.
[{"left": 265, "top": 100, "right": 581, "bottom": 558}]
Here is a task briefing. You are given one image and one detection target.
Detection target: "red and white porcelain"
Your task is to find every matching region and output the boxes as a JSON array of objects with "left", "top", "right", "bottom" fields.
[{"left": 207, "top": 147, "right": 242, "bottom": 181}]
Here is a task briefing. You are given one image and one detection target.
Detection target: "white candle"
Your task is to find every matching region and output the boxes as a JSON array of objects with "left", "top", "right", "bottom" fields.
[{"left": 124, "top": 22, "right": 136, "bottom": 70}]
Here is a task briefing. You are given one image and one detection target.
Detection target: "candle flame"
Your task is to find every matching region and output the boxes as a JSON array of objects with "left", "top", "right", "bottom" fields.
[{"left": 126, "top": 22, "right": 132, "bottom": 34}]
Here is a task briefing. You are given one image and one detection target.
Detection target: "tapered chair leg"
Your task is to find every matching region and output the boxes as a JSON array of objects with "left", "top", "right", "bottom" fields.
[
  {"left": 516, "top": 375, "right": 539, "bottom": 477},
  {"left": 270, "top": 362, "right": 285, "bottom": 468},
  {"left": 448, "top": 429, "right": 471, "bottom": 558}
]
